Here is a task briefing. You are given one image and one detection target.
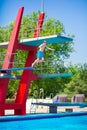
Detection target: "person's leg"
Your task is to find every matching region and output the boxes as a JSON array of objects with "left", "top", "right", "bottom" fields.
[
  {"left": 32, "top": 58, "right": 39, "bottom": 67},
  {"left": 32, "top": 51, "right": 44, "bottom": 67},
  {"left": 39, "top": 57, "right": 44, "bottom": 63},
  {"left": 41, "top": 57, "right": 44, "bottom": 62}
]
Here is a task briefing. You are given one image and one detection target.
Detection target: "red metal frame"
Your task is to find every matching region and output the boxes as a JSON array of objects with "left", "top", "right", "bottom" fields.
[{"left": 0, "top": 7, "right": 45, "bottom": 116}]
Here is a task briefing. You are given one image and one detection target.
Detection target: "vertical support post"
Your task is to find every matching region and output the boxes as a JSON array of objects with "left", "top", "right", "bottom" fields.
[{"left": 33, "top": 12, "right": 45, "bottom": 37}]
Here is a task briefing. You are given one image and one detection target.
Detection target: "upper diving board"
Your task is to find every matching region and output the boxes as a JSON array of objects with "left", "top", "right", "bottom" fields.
[
  {"left": 38, "top": 73, "right": 73, "bottom": 78},
  {"left": 0, "top": 41, "right": 8, "bottom": 48},
  {"left": 0, "top": 67, "right": 35, "bottom": 72},
  {"left": 0, "top": 35, "right": 73, "bottom": 48},
  {"left": 20, "top": 35, "right": 73, "bottom": 46}
]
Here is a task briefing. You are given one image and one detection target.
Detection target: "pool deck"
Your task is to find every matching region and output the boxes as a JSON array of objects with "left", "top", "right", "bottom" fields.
[{"left": 5, "top": 99, "right": 87, "bottom": 115}]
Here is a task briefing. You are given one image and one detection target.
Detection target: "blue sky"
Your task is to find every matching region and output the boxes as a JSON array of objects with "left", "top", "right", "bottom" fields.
[{"left": 0, "top": 0, "right": 87, "bottom": 65}]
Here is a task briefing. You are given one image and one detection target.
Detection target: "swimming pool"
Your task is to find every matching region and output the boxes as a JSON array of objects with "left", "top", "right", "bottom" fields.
[{"left": 0, "top": 112, "right": 87, "bottom": 130}]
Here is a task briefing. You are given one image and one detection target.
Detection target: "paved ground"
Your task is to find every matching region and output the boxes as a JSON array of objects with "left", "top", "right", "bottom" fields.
[{"left": 5, "top": 99, "right": 87, "bottom": 115}]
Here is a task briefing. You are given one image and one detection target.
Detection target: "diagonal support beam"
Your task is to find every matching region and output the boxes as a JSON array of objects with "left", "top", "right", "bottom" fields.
[
  {"left": 14, "top": 12, "right": 45, "bottom": 115},
  {"left": 0, "top": 7, "right": 24, "bottom": 116}
]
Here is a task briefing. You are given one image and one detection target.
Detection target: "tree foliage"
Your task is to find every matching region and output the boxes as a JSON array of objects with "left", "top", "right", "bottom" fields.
[
  {"left": 0, "top": 11, "right": 77, "bottom": 98},
  {"left": 64, "top": 63, "right": 87, "bottom": 98}
]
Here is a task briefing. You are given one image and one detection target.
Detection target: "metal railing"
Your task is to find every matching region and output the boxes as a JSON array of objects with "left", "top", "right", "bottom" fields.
[{"left": 0, "top": 19, "right": 58, "bottom": 43}]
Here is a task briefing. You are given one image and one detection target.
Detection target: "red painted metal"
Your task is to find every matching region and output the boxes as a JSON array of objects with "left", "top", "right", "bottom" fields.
[
  {"left": 33, "top": 12, "right": 45, "bottom": 37},
  {"left": 0, "top": 6, "right": 45, "bottom": 116},
  {"left": 2, "top": 7, "right": 24, "bottom": 69},
  {"left": 0, "top": 7, "right": 24, "bottom": 116},
  {"left": 14, "top": 12, "right": 45, "bottom": 115}
]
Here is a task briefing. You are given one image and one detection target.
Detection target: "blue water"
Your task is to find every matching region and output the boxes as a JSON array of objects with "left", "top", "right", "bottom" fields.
[{"left": 0, "top": 115, "right": 87, "bottom": 130}]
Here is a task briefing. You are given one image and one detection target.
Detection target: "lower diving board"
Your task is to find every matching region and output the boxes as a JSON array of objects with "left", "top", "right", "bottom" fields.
[
  {"left": 32, "top": 102, "right": 87, "bottom": 113},
  {"left": 0, "top": 74, "right": 20, "bottom": 79},
  {"left": 0, "top": 73, "right": 73, "bottom": 79},
  {"left": 0, "top": 67, "right": 35, "bottom": 72},
  {"left": 38, "top": 73, "right": 73, "bottom": 78}
]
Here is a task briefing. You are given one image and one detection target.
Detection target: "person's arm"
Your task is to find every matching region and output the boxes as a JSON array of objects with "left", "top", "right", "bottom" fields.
[{"left": 46, "top": 45, "right": 55, "bottom": 51}]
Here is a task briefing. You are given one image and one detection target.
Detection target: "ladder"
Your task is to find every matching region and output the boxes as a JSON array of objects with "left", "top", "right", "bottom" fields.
[{"left": 30, "top": 98, "right": 37, "bottom": 113}]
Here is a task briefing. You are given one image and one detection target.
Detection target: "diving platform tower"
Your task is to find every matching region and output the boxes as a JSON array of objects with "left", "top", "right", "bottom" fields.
[
  {"left": 0, "top": 7, "right": 45, "bottom": 116},
  {"left": 0, "top": 7, "right": 73, "bottom": 116}
]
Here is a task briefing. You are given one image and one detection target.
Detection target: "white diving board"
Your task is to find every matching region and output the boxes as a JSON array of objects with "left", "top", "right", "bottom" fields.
[
  {"left": 32, "top": 102, "right": 87, "bottom": 113},
  {"left": 32, "top": 102, "right": 87, "bottom": 108},
  {"left": 0, "top": 41, "right": 8, "bottom": 48},
  {"left": 38, "top": 73, "right": 73, "bottom": 78},
  {"left": 0, "top": 35, "right": 73, "bottom": 48}
]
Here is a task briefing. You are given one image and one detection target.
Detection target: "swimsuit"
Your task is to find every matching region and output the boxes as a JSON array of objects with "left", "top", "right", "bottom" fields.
[{"left": 37, "top": 51, "right": 44, "bottom": 58}]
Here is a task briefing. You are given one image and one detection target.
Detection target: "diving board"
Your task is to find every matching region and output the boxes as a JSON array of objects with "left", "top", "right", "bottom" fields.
[
  {"left": 0, "top": 67, "right": 35, "bottom": 72},
  {"left": 20, "top": 35, "right": 73, "bottom": 46},
  {"left": 0, "top": 73, "right": 21, "bottom": 79},
  {"left": 0, "top": 73, "right": 17, "bottom": 79},
  {"left": 0, "top": 35, "right": 73, "bottom": 48},
  {"left": 32, "top": 102, "right": 87, "bottom": 108},
  {"left": 38, "top": 73, "right": 73, "bottom": 78},
  {"left": 32, "top": 102, "right": 87, "bottom": 113},
  {"left": 0, "top": 41, "right": 8, "bottom": 48},
  {"left": 0, "top": 73, "right": 73, "bottom": 79}
]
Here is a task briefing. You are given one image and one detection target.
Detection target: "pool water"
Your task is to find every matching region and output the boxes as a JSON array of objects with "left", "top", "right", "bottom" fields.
[{"left": 0, "top": 113, "right": 87, "bottom": 130}]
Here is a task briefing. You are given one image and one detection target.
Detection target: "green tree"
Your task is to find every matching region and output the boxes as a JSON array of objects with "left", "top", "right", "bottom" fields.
[
  {"left": 0, "top": 11, "right": 74, "bottom": 98},
  {"left": 64, "top": 63, "right": 87, "bottom": 98},
  {"left": 80, "top": 63, "right": 87, "bottom": 83}
]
